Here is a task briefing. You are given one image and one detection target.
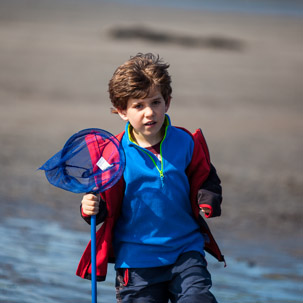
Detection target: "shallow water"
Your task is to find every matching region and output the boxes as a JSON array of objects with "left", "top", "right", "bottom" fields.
[
  {"left": 104, "top": 0, "right": 303, "bottom": 16},
  {"left": 0, "top": 217, "right": 302, "bottom": 303}
]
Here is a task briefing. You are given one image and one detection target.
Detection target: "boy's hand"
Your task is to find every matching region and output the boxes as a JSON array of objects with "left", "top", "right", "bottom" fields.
[
  {"left": 201, "top": 207, "right": 211, "bottom": 215},
  {"left": 81, "top": 193, "right": 100, "bottom": 216}
]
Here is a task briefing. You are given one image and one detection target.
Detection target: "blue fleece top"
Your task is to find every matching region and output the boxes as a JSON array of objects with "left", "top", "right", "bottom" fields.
[{"left": 113, "top": 115, "right": 205, "bottom": 268}]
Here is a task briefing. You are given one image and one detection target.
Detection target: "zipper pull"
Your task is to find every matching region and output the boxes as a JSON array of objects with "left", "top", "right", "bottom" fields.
[{"left": 160, "top": 172, "right": 164, "bottom": 187}]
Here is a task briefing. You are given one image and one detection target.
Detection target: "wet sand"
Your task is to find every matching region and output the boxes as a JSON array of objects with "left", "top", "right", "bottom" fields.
[{"left": 0, "top": 0, "right": 302, "bottom": 272}]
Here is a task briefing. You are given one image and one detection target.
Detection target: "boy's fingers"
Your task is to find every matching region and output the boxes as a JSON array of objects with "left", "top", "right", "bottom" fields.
[
  {"left": 81, "top": 193, "right": 102, "bottom": 215},
  {"left": 82, "top": 203, "right": 99, "bottom": 215},
  {"left": 82, "top": 194, "right": 100, "bottom": 203},
  {"left": 83, "top": 203, "right": 99, "bottom": 210},
  {"left": 86, "top": 193, "right": 100, "bottom": 201},
  {"left": 201, "top": 207, "right": 211, "bottom": 214},
  {"left": 82, "top": 199, "right": 98, "bottom": 206}
]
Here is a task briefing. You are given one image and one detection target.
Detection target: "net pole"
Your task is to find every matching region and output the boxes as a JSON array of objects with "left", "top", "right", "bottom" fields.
[{"left": 91, "top": 215, "right": 97, "bottom": 303}]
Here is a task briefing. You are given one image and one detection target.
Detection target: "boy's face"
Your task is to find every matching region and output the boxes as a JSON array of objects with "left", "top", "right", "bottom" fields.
[{"left": 117, "top": 87, "right": 170, "bottom": 147}]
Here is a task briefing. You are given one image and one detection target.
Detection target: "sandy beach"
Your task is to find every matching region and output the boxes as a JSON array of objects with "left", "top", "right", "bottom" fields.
[{"left": 0, "top": 0, "right": 302, "bottom": 290}]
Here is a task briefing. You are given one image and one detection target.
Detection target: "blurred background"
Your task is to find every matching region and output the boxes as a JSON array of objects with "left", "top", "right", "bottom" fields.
[{"left": 0, "top": 0, "right": 302, "bottom": 302}]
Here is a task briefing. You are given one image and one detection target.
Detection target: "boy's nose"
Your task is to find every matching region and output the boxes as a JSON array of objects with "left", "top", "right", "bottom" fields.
[{"left": 144, "top": 106, "right": 154, "bottom": 117}]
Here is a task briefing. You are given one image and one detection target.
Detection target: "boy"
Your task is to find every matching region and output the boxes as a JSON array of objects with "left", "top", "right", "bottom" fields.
[{"left": 77, "top": 53, "right": 224, "bottom": 302}]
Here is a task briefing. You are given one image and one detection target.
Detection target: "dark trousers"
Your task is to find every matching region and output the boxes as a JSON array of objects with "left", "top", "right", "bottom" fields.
[{"left": 115, "top": 251, "right": 218, "bottom": 303}]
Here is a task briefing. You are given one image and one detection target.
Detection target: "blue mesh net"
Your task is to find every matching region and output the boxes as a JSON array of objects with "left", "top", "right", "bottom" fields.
[{"left": 39, "top": 128, "right": 125, "bottom": 194}]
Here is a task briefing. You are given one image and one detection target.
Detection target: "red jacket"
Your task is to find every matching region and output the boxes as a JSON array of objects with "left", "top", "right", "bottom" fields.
[{"left": 76, "top": 128, "right": 225, "bottom": 281}]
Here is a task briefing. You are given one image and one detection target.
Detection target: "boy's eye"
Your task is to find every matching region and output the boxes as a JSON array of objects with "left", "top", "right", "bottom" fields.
[{"left": 134, "top": 103, "right": 143, "bottom": 109}]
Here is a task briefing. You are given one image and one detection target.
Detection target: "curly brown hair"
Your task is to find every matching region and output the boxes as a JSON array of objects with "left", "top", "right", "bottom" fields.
[{"left": 108, "top": 53, "right": 172, "bottom": 113}]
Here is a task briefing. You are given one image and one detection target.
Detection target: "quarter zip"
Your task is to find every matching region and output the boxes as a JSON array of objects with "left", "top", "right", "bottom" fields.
[
  {"left": 128, "top": 119, "right": 169, "bottom": 188},
  {"left": 140, "top": 147, "right": 164, "bottom": 187}
]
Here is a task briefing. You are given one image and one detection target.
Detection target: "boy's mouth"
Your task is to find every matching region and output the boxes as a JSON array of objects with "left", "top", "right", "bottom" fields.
[{"left": 145, "top": 121, "right": 156, "bottom": 126}]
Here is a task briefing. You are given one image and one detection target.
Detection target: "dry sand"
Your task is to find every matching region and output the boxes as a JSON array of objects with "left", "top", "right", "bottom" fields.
[{"left": 0, "top": 0, "right": 302, "bottom": 261}]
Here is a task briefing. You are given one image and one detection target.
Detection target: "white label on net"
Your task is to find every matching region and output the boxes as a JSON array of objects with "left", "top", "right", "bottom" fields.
[{"left": 96, "top": 157, "right": 113, "bottom": 171}]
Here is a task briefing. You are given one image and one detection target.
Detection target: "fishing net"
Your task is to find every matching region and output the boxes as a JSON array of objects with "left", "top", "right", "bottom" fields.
[{"left": 39, "top": 128, "right": 125, "bottom": 194}]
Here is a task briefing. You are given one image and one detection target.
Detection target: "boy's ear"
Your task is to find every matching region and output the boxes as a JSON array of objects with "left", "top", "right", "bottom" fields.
[
  {"left": 117, "top": 109, "right": 129, "bottom": 122},
  {"left": 165, "top": 96, "right": 172, "bottom": 113}
]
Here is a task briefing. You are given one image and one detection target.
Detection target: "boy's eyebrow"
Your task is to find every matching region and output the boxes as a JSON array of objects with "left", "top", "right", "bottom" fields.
[
  {"left": 150, "top": 96, "right": 162, "bottom": 101},
  {"left": 129, "top": 93, "right": 163, "bottom": 105},
  {"left": 131, "top": 100, "right": 143, "bottom": 104},
  {"left": 131, "top": 97, "right": 161, "bottom": 104},
  {"left": 129, "top": 100, "right": 143, "bottom": 107}
]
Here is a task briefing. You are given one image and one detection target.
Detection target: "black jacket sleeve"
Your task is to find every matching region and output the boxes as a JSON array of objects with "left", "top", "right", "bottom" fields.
[{"left": 198, "top": 163, "right": 222, "bottom": 218}]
